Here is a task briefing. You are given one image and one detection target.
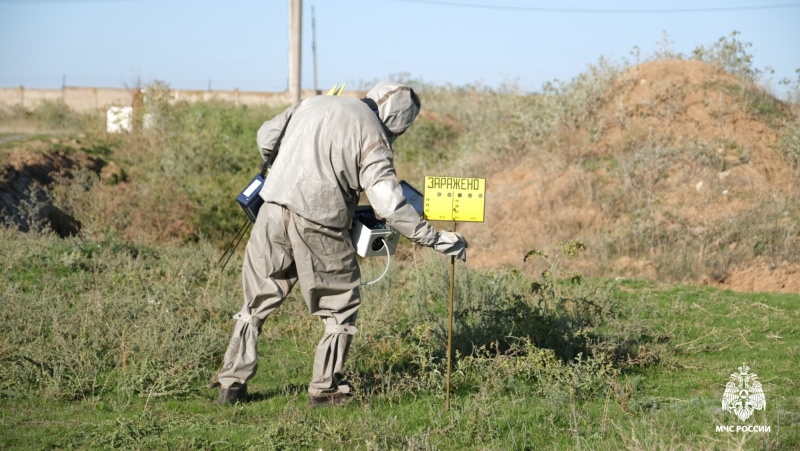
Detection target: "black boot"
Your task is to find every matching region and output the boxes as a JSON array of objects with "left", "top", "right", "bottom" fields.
[
  {"left": 217, "top": 383, "right": 248, "bottom": 405},
  {"left": 308, "top": 390, "right": 351, "bottom": 407},
  {"left": 308, "top": 382, "right": 352, "bottom": 407}
]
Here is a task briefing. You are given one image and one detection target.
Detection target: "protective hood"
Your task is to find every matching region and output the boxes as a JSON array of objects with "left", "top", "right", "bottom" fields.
[{"left": 364, "top": 82, "right": 420, "bottom": 137}]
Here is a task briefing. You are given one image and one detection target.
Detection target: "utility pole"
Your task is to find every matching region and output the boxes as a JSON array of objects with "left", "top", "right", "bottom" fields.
[
  {"left": 288, "top": 0, "right": 302, "bottom": 103},
  {"left": 312, "top": 5, "right": 318, "bottom": 95}
]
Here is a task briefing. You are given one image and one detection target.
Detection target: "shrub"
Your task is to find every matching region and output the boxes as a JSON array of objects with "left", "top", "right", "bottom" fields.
[
  {"left": 0, "top": 229, "right": 235, "bottom": 400},
  {"left": 349, "top": 240, "right": 664, "bottom": 402},
  {"left": 692, "top": 30, "right": 764, "bottom": 83}
]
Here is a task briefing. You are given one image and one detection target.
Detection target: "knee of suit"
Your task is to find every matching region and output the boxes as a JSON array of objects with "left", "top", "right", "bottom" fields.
[
  {"left": 233, "top": 311, "right": 263, "bottom": 329},
  {"left": 324, "top": 324, "right": 359, "bottom": 335}
]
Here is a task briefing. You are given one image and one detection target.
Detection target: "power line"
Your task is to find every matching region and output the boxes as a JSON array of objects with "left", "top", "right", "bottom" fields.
[{"left": 390, "top": 0, "right": 800, "bottom": 13}]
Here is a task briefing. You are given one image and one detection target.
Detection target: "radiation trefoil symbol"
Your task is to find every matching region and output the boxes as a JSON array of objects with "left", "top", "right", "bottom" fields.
[{"left": 722, "top": 365, "right": 766, "bottom": 422}]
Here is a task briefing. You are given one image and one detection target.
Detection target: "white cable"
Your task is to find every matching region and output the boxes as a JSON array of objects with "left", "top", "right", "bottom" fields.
[{"left": 362, "top": 237, "right": 392, "bottom": 286}]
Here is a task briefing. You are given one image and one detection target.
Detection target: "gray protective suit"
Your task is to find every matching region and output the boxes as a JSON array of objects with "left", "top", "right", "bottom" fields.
[{"left": 213, "top": 82, "right": 467, "bottom": 398}]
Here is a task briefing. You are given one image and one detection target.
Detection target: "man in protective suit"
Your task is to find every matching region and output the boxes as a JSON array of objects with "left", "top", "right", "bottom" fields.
[{"left": 210, "top": 82, "right": 468, "bottom": 406}]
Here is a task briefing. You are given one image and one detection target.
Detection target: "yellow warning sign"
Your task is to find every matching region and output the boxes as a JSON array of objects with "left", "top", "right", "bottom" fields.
[{"left": 423, "top": 176, "right": 485, "bottom": 222}]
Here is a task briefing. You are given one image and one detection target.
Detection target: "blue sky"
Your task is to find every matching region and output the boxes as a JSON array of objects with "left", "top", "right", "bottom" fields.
[{"left": 1, "top": 0, "right": 798, "bottom": 96}]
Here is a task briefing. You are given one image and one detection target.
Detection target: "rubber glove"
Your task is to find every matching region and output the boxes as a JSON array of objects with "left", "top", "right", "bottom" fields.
[{"left": 434, "top": 231, "right": 468, "bottom": 262}]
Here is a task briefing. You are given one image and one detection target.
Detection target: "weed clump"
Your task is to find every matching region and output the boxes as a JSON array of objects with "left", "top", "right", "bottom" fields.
[
  {"left": 350, "top": 240, "right": 666, "bottom": 404},
  {"left": 0, "top": 229, "right": 234, "bottom": 401}
]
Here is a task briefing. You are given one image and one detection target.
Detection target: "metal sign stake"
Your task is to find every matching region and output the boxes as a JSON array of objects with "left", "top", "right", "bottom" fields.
[
  {"left": 422, "top": 176, "right": 485, "bottom": 411},
  {"left": 445, "top": 221, "right": 456, "bottom": 411}
]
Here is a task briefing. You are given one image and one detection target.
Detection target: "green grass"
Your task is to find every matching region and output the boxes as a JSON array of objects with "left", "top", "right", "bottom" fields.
[{"left": 0, "top": 230, "right": 797, "bottom": 450}]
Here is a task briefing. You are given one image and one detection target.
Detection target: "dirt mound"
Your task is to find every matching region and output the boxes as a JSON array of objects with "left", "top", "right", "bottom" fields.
[
  {"left": 601, "top": 59, "right": 792, "bottom": 192},
  {"left": 701, "top": 258, "right": 800, "bottom": 292},
  {"left": 603, "top": 60, "right": 762, "bottom": 149},
  {"left": 4, "top": 146, "right": 105, "bottom": 183},
  {"left": 464, "top": 59, "right": 799, "bottom": 294},
  {"left": 0, "top": 146, "right": 106, "bottom": 236}
]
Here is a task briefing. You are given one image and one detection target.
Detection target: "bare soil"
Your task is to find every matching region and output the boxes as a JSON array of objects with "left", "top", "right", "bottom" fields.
[
  {"left": 461, "top": 60, "right": 799, "bottom": 294},
  {"left": 0, "top": 143, "right": 106, "bottom": 236}
]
